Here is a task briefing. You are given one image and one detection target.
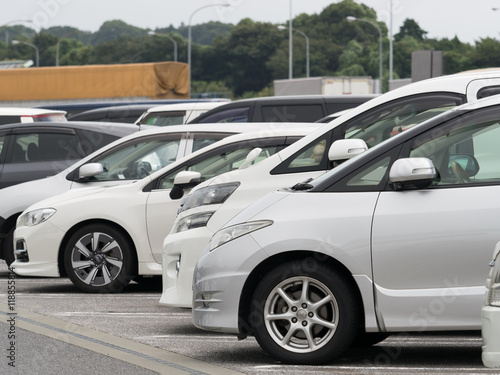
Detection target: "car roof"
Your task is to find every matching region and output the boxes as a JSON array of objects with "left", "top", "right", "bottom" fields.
[
  {"left": 0, "top": 107, "right": 66, "bottom": 116},
  {"left": 144, "top": 101, "right": 228, "bottom": 114}
]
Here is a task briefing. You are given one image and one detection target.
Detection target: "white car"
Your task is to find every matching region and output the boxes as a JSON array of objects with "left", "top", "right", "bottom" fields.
[
  {"left": 0, "top": 107, "right": 67, "bottom": 124},
  {"left": 135, "top": 102, "right": 228, "bottom": 126},
  {"left": 160, "top": 69, "right": 500, "bottom": 308},
  {"left": 0, "top": 123, "right": 283, "bottom": 265},
  {"left": 482, "top": 242, "right": 500, "bottom": 368},
  {"left": 193, "top": 94, "right": 500, "bottom": 365},
  {"left": 12, "top": 124, "right": 319, "bottom": 293}
]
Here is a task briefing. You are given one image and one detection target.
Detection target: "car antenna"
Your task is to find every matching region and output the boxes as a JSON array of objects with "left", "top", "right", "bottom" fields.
[{"left": 184, "top": 82, "right": 208, "bottom": 123}]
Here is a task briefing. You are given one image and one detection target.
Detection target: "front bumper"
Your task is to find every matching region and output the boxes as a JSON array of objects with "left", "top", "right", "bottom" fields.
[
  {"left": 192, "top": 233, "right": 268, "bottom": 334},
  {"left": 482, "top": 305, "right": 500, "bottom": 368},
  {"left": 12, "top": 220, "right": 64, "bottom": 277},
  {"left": 160, "top": 226, "right": 214, "bottom": 308}
]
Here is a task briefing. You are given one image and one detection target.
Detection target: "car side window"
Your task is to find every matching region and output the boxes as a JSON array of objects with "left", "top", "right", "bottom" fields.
[
  {"left": 157, "top": 144, "right": 283, "bottom": 190},
  {"left": 89, "top": 135, "right": 183, "bottom": 181},
  {"left": 343, "top": 95, "right": 464, "bottom": 147},
  {"left": 75, "top": 130, "right": 120, "bottom": 154},
  {"left": 410, "top": 106, "right": 500, "bottom": 186},
  {"left": 10, "top": 132, "right": 80, "bottom": 163}
]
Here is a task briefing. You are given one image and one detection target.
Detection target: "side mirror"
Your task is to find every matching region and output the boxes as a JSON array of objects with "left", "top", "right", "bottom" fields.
[
  {"left": 239, "top": 147, "right": 262, "bottom": 170},
  {"left": 389, "top": 157, "right": 436, "bottom": 190},
  {"left": 328, "top": 139, "right": 368, "bottom": 162},
  {"left": 78, "top": 163, "right": 104, "bottom": 180},
  {"left": 170, "top": 171, "right": 202, "bottom": 200}
]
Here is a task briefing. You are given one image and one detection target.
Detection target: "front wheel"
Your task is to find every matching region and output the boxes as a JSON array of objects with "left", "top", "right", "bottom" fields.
[
  {"left": 63, "top": 224, "right": 136, "bottom": 293},
  {"left": 249, "top": 259, "right": 360, "bottom": 365}
]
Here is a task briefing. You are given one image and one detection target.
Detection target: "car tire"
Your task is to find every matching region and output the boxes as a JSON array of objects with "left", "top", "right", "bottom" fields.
[
  {"left": 3, "top": 227, "right": 15, "bottom": 266},
  {"left": 249, "top": 259, "right": 360, "bottom": 365},
  {"left": 63, "top": 224, "right": 136, "bottom": 293}
]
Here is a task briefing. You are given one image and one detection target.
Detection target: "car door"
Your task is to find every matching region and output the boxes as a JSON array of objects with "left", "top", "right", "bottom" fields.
[
  {"left": 145, "top": 138, "right": 292, "bottom": 263},
  {"left": 371, "top": 106, "right": 500, "bottom": 331}
]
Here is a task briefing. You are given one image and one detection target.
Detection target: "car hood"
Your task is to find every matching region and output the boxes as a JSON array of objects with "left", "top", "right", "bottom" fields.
[
  {"left": 220, "top": 190, "right": 290, "bottom": 228},
  {"left": 24, "top": 186, "right": 108, "bottom": 212}
]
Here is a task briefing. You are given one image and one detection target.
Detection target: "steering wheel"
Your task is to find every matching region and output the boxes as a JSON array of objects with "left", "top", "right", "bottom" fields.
[
  {"left": 134, "top": 162, "right": 150, "bottom": 178},
  {"left": 451, "top": 160, "right": 470, "bottom": 183}
]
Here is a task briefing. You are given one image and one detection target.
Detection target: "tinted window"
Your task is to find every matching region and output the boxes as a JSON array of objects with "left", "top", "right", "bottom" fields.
[
  {"left": 261, "top": 104, "right": 324, "bottom": 122},
  {"left": 76, "top": 130, "right": 120, "bottom": 154},
  {"left": 10, "top": 132, "right": 80, "bottom": 162},
  {"left": 195, "top": 107, "right": 251, "bottom": 123}
]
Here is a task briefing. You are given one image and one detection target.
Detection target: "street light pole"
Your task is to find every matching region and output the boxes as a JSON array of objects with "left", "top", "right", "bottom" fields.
[
  {"left": 12, "top": 40, "right": 39, "bottom": 67},
  {"left": 347, "top": 16, "right": 383, "bottom": 93},
  {"left": 278, "top": 25, "right": 309, "bottom": 78},
  {"left": 148, "top": 31, "right": 177, "bottom": 62},
  {"left": 188, "top": 3, "right": 230, "bottom": 97}
]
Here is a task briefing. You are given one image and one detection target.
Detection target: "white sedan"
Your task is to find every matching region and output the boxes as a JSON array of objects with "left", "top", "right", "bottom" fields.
[{"left": 12, "top": 124, "right": 318, "bottom": 293}]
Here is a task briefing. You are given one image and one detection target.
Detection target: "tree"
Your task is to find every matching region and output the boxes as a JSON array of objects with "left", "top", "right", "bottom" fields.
[{"left": 394, "top": 19, "right": 427, "bottom": 42}]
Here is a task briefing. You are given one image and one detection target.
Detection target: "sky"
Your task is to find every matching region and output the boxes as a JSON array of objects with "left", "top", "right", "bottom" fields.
[{"left": 2, "top": 0, "right": 500, "bottom": 45}]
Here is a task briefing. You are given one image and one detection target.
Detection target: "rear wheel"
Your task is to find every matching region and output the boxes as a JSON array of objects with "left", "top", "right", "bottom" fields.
[
  {"left": 63, "top": 224, "right": 136, "bottom": 293},
  {"left": 249, "top": 259, "right": 360, "bottom": 365}
]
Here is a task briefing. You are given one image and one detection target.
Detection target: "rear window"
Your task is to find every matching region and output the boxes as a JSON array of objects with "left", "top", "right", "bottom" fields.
[
  {"left": 0, "top": 116, "right": 20, "bottom": 125},
  {"left": 141, "top": 111, "right": 187, "bottom": 126},
  {"left": 261, "top": 104, "right": 324, "bottom": 122}
]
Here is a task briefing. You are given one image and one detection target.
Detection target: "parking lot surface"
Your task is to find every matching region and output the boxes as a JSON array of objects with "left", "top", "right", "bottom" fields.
[{"left": 0, "top": 260, "right": 497, "bottom": 375}]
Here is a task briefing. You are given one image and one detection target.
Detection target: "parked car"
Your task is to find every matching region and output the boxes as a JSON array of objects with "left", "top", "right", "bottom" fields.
[
  {"left": 0, "top": 121, "right": 139, "bottom": 190},
  {"left": 0, "top": 107, "right": 67, "bottom": 124},
  {"left": 135, "top": 102, "right": 229, "bottom": 126},
  {"left": 37, "top": 98, "right": 230, "bottom": 118},
  {"left": 187, "top": 95, "right": 378, "bottom": 124},
  {"left": 192, "top": 94, "right": 500, "bottom": 365},
  {"left": 68, "top": 104, "right": 160, "bottom": 123},
  {"left": 11, "top": 124, "right": 319, "bottom": 293},
  {"left": 482, "top": 241, "right": 500, "bottom": 368},
  {"left": 0, "top": 123, "right": 276, "bottom": 266},
  {"left": 160, "top": 69, "right": 500, "bottom": 308}
]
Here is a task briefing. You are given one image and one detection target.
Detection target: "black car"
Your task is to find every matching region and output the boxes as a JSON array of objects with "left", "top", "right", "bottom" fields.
[
  {"left": 188, "top": 95, "right": 378, "bottom": 124},
  {"left": 0, "top": 121, "right": 140, "bottom": 189}
]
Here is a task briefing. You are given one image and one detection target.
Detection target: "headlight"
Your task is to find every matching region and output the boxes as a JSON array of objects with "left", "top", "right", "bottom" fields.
[
  {"left": 209, "top": 220, "right": 273, "bottom": 251},
  {"left": 173, "top": 211, "right": 215, "bottom": 233},
  {"left": 179, "top": 183, "right": 240, "bottom": 213},
  {"left": 486, "top": 244, "right": 500, "bottom": 307},
  {"left": 24, "top": 208, "right": 56, "bottom": 227}
]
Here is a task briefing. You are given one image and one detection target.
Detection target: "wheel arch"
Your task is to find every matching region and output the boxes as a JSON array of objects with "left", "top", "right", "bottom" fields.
[
  {"left": 57, "top": 219, "right": 139, "bottom": 277},
  {"left": 0, "top": 212, "right": 22, "bottom": 260},
  {"left": 237, "top": 250, "right": 365, "bottom": 338}
]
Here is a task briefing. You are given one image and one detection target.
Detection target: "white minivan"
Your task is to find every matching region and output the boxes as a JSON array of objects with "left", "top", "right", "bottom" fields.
[
  {"left": 193, "top": 94, "right": 500, "bottom": 365},
  {"left": 161, "top": 69, "right": 500, "bottom": 308}
]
